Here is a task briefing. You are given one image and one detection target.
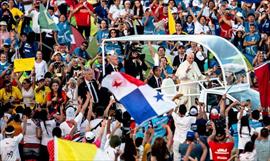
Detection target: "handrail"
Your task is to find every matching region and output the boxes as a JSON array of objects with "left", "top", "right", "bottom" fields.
[{"left": 155, "top": 77, "right": 222, "bottom": 90}]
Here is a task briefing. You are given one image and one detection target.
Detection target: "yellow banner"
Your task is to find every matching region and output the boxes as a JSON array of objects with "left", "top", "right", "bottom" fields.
[{"left": 14, "top": 58, "right": 35, "bottom": 72}]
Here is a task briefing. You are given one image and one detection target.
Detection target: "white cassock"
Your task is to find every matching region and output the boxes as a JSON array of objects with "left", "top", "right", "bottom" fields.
[{"left": 175, "top": 60, "right": 205, "bottom": 108}]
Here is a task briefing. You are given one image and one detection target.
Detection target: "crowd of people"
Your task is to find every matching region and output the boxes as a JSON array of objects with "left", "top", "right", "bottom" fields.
[{"left": 0, "top": 0, "right": 269, "bottom": 160}]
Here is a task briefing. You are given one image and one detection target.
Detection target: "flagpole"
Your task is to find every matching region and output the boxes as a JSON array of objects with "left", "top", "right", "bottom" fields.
[{"left": 102, "top": 40, "right": 106, "bottom": 76}]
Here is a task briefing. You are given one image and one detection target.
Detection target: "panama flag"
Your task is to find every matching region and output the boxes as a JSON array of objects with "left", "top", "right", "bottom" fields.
[{"left": 102, "top": 72, "right": 176, "bottom": 124}]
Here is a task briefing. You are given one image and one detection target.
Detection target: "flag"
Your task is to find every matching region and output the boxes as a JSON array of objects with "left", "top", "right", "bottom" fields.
[
  {"left": 55, "top": 138, "right": 112, "bottom": 161},
  {"left": 87, "top": 36, "right": 99, "bottom": 58},
  {"left": 102, "top": 72, "right": 176, "bottom": 124},
  {"left": 70, "top": 25, "right": 85, "bottom": 53},
  {"left": 38, "top": 4, "right": 58, "bottom": 31},
  {"left": 168, "top": 7, "right": 176, "bottom": 35},
  {"left": 254, "top": 61, "right": 270, "bottom": 115}
]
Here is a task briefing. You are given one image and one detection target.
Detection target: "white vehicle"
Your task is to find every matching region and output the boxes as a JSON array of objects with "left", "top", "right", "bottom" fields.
[{"left": 101, "top": 35, "right": 260, "bottom": 110}]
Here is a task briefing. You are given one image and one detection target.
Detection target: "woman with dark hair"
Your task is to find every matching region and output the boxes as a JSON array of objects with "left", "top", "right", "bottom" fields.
[
  {"left": 132, "top": 0, "right": 144, "bottom": 34},
  {"left": 105, "top": 29, "right": 123, "bottom": 56},
  {"left": 231, "top": 30, "right": 245, "bottom": 52},
  {"left": 239, "top": 141, "right": 256, "bottom": 161},
  {"left": 151, "top": 137, "right": 171, "bottom": 161},
  {"left": 22, "top": 107, "right": 41, "bottom": 160},
  {"left": 237, "top": 113, "right": 255, "bottom": 153},
  {"left": 14, "top": 76, "right": 35, "bottom": 108},
  {"left": 120, "top": 136, "right": 137, "bottom": 161},
  {"left": 39, "top": 110, "right": 57, "bottom": 161},
  {"left": 46, "top": 80, "right": 67, "bottom": 116}
]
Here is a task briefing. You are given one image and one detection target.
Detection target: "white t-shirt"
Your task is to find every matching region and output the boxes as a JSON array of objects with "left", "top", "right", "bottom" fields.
[
  {"left": 22, "top": 119, "right": 40, "bottom": 144},
  {"left": 239, "top": 150, "right": 257, "bottom": 161},
  {"left": 0, "top": 134, "right": 23, "bottom": 161},
  {"left": 60, "top": 112, "right": 83, "bottom": 137},
  {"left": 172, "top": 112, "right": 196, "bottom": 143},
  {"left": 237, "top": 123, "right": 255, "bottom": 150},
  {"left": 22, "top": 87, "right": 34, "bottom": 107},
  {"left": 194, "top": 21, "right": 210, "bottom": 34},
  {"left": 109, "top": 5, "right": 123, "bottom": 20},
  {"left": 26, "top": 10, "right": 40, "bottom": 33},
  {"left": 35, "top": 60, "right": 48, "bottom": 80},
  {"left": 40, "top": 120, "right": 56, "bottom": 146}
]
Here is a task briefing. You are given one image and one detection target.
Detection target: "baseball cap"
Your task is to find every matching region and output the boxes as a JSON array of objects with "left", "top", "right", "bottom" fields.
[
  {"left": 37, "top": 76, "right": 45, "bottom": 82},
  {"left": 5, "top": 125, "right": 15, "bottom": 135},
  {"left": 189, "top": 106, "right": 198, "bottom": 116},
  {"left": 1, "top": 1, "right": 8, "bottom": 6},
  {"left": 192, "top": 0, "right": 200, "bottom": 6},
  {"left": 65, "top": 106, "right": 76, "bottom": 121},
  {"left": 186, "top": 131, "right": 195, "bottom": 140},
  {"left": 85, "top": 131, "right": 96, "bottom": 141},
  {"left": 0, "top": 21, "right": 7, "bottom": 26},
  {"left": 171, "top": 7, "right": 178, "bottom": 14},
  {"left": 144, "top": 7, "right": 151, "bottom": 13},
  {"left": 210, "top": 108, "right": 219, "bottom": 120}
]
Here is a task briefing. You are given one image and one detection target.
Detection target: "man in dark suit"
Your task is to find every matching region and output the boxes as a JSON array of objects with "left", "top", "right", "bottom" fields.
[
  {"left": 105, "top": 53, "right": 123, "bottom": 76},
  {"left": 78, "top": 68, "right": 100, "bottom": 108},
  {"left": 147, "top": 66, "right": 162, "bottom": 89}
]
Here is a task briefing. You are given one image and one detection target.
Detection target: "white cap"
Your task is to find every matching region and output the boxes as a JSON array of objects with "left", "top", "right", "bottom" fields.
[
  {"left": 236, "top": 12, "right": 243, "bottom": 17},
  {"left": 85, "top": 131, "right": 96, "bottom": 141},
  {"left": 144, "top": 7, "right": 151, "bottom": 13},
  {"left": 65, "top": 106, "right": 76, "bottom": 121},
  {"left": 171, "top": 7, "right": 178, "bottom": 14},
  {"left": 192, "top": 0, "right": 200, "bottom": 6},
  {"left": 0, "top": 21, "right": 7, "bottom": 26}
]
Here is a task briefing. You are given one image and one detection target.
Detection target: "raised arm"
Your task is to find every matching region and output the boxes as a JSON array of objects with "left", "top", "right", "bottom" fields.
[
  {"left": 103, "top": 97, "right": 116, "bottom": 118},
  {"left": 208, "top": 121, "right": 216, "bottom": 142},
  {"left": 147, "top": 41, "right": 155, "bottom": 58}
]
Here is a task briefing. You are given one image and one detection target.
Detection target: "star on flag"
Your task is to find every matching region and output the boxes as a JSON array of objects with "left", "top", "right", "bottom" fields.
[
  {"left": 154, "top": 92, "right": 164, "bottom": 102},
  {"left": 112, "top": 80, "right": 122, "bottom": 88}
]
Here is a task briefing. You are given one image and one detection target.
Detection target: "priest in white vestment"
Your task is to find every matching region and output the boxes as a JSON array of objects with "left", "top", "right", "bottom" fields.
[{"left": 175, "top": 52, "right": 205, "bottom": 108}]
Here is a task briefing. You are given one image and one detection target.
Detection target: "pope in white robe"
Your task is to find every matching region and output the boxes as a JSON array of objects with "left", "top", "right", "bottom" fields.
[{"left": 175, "top": 52, "right": 205, "bottom": 108}]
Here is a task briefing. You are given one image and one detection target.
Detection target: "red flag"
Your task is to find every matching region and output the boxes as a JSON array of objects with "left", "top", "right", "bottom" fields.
[
  {"left": 254, "top": 61, "right": 270, "bottom": 115},
  {"left": 70, "top": 25, "right": 85, "bottom": 54}
]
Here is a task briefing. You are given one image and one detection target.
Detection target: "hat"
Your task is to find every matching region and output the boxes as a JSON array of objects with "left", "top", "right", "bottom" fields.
[
  {"left": 144, "top": 7, "right": 151, "bottom": 13},
  {"left": 52, "top": 52, "right": 62, "bottom": 58},
  {"left": 236, "top": 12, "right": 243, "bottom": 17},
  {"left": 192, "top": 0, "right": 200, "bottom": 6},
  {"left": 189, "top": 106, "right": 198, "bottom": 116},
  {"left": 186, "top": 131, "right": 195, "bottom": 140},
  {"left": 0, "top": 21, "right": 7, "bottom": 26},
  {"left": 1, "top": 1, "right": 8, "bottom": 6},
  {"left": 108, "top": 50, "right": 118, "bottom": 56},
  {"left": 171, "top": 7, "right": 178, "bottom": 14},
  {"left": 85, "top": 131, "right": 96, "bottom": 141},
  {"left": 210, "top": 108, "right": 219, "bottom": 120},
  {"left": 37, "top": 76, "right": 45, "bottom": 82},
  {"left": 124, "top": 0, "right": 131, "bottom": 4},
  {"left": 3, "top": 42, "right": 10, "bottom": 47},
  {"left": 5, "top": 125, "right": 15, "bottom": 135},
  {"left": 65, "top": 106, "right": 76, "bottom": 121}
]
